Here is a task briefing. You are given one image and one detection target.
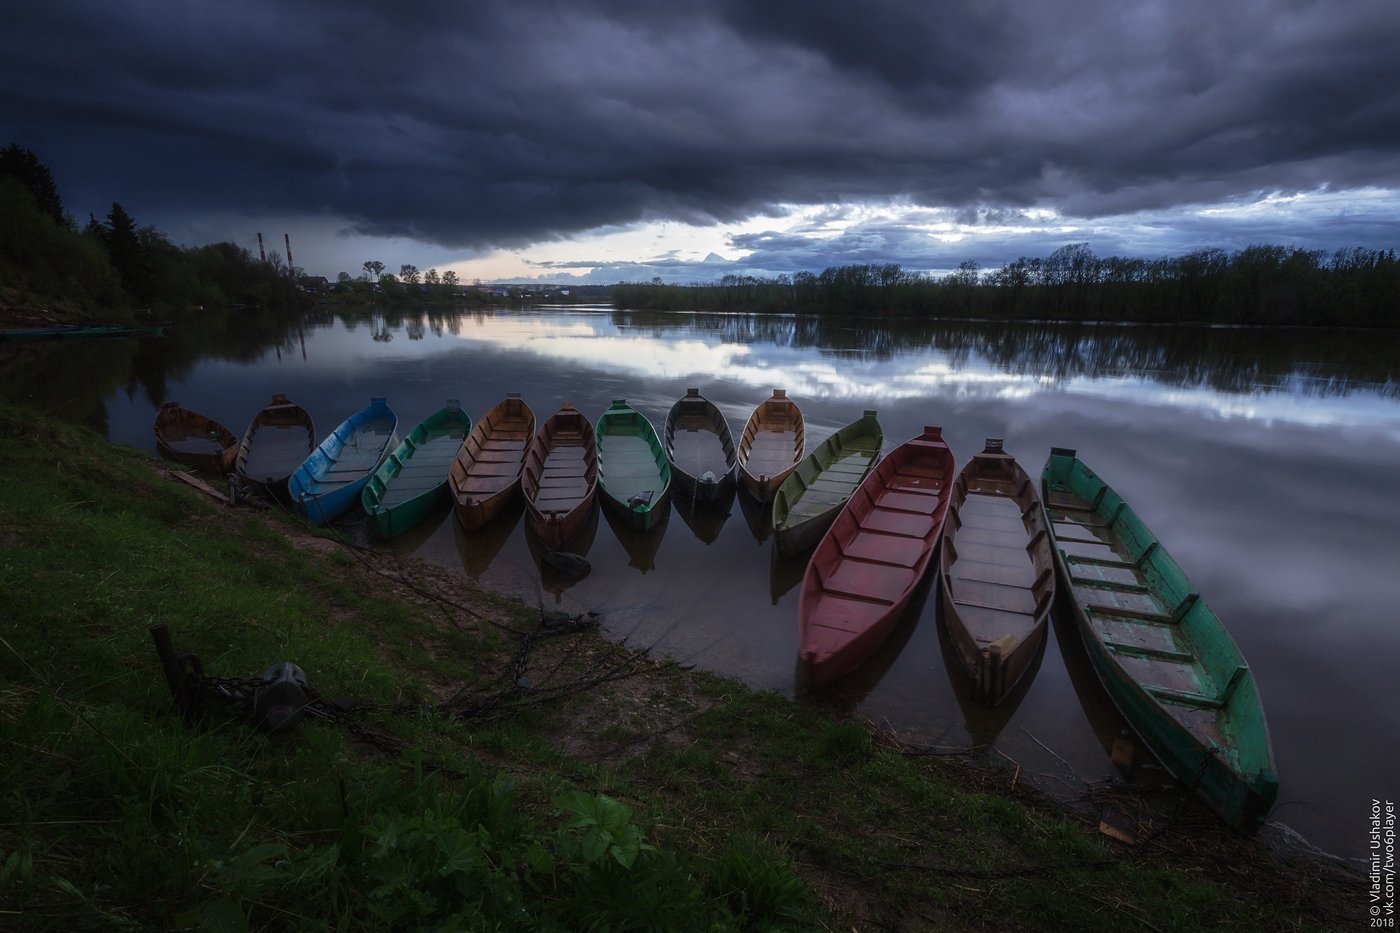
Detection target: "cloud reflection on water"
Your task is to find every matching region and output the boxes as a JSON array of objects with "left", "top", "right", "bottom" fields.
[{"left": 408, "top": 309, "right": 1400, "bottom": 436}]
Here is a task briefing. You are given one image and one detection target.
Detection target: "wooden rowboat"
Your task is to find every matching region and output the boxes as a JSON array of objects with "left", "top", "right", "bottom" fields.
[
  {"left": 663, "top": 388, "right": 737, "bottom": 503},
  {"left": 596, "top": 399, "right": 671, "bottom": 531},
  {"left": 448, "top": 394, "right": 535, "bottom": 531},
  {"left": 797, "top": 426, "right": 955, "bottom": 688},
  {"left": 153, "top": 402, "right": 237, "bottom": 474},
  {"left": 939, "top": 439, "right": 1056, "bottom": 706},
  {"left": 234, "top": 394, "right": 315, "bottom": 501},
  {"left": 288, "top": 397, "right": 398, "bottom": 525},
  {"left": 738, "top": 389, "right": 804, "bottom": 502},
  {"left": 362, "top": 401, "right": 472, "bottom": 539},
  {"left": 522, "top": 402, "right": 598, "bottom": 551},
  {"left": 773, "top": 410, "right": 883, "bottom": 556},
  {"left": 1041, "top": 447, "right": 1277, "bottom": 829}
]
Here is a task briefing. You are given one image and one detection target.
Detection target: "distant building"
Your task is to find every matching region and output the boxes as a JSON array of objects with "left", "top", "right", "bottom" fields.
[{"left": 298, "top": 275, "right": 330, "bottom": 292}]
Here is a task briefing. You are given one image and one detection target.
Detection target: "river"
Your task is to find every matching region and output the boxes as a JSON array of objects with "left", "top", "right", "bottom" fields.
[{"left": 5, "top": 303, "right": 1397, "bottom": 867}]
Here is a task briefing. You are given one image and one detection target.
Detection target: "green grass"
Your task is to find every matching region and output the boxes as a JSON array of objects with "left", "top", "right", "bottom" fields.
[{"left": 0, "top": 407, "right": 1356, "bottom": 931}]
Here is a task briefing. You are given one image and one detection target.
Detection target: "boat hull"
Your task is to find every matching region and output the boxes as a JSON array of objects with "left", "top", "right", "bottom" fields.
[
  {"left": 235, "top": 394, "right": 315, "bottom": 502},
  {"left": 1042, "top": 447, "right": 1277, "bottom": 829},
  {"left": 153, "top": 402, "right": 237, "bottom": 474},
  {"left": 288, "top": 398, "right": 398, "bottom": 525},
  {"left": 773, "top": 410, "right": 882, "bottom": 556},
  {"left": 939, "top": 440, "right": 1055, "bottom": 706},
  {"left": 798, "top": 427, "right": 954, "bottom": 688},
  {"left": 363, "top": 402, "right": 472, "bottom": 539},
  {"left": 596, "top": 400, "right": 672, "bottom": 532},
  {"left": 664, "top": 389, "right": 737, "bottom": 503},
  {"left": 738, "top": 389, "right": 804, "bottom": 503},
  {"left": 449, "top": 394, "right": 535, "bottom": 531},
  {"left": 522, "top": 404, "right": 598, "bottom": 551}
]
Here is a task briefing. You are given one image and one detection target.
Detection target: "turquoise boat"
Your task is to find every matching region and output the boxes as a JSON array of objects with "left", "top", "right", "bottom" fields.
[
  {"left": 362, "top": 401, "right": 472, "bottom": 539},
  {"left": 596, "top": 399, "right": 671, "bottom": 531},
  {"left": 772, "top": 410, "right": 882, "bottom": 556},
  {"left": 1041, "top": 447, "right": 1277, "bottom": 829},
  {"left": 289, "top": 397, "right": 398, "bottom": 525}
]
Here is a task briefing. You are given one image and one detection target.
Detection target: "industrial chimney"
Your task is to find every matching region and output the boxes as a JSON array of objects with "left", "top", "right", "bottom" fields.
[
  {"left": 257, "top": 233, "right": 266, "bottom": 263},
  {"left": 284, "top": 234, "right": 293, "bottom": 271}
]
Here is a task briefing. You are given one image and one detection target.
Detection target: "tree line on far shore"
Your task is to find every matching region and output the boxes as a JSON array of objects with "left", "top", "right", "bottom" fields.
[
  {"left": 613, "top": 243, "right": 1400, "bottom": 328},
  {"left": 1, "top": 144, "right": 305, "bottom": 324}
]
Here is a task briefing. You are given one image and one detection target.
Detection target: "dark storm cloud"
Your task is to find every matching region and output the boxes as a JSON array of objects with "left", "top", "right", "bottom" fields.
[{"left": 3, "top": 0, "right": 1399, "bottom": 259}]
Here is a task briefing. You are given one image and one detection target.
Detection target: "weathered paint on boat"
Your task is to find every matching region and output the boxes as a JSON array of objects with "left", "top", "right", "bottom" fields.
[
  {"left": 596, "top": 399, "right": 672, "bottom": 531},
  {"left": 362, "top": 401, "right": 472, "bottom": 539},
  {"left": 1042, "top": 447, "right": 1278, "bottom": 829},
  {"left": 738, "top": 389, "right": 805, "bottom": 502},
  {"left": 522, "top": 402, "right": 598, "bottom": 551},
  {"left": 288, "top": 397, "right": 398, "bottom": 525},
  {"left": 663, "top": 388, "right": 737, "bottom": 503},
  {"left": 153, "top": 402, "right": 238, "bottom": 474},
  {"left": 772, "top": 410, "right": 883, "bottom": 556},
  {"left": 448, "top": 393, "right": 535, "bottom": 531},
  {"left": 235, "top": 394, "right": 315, "bottom": 501},
  {"left": 797, "top": 426, "right": 955, "bottom": 688},
  {"left": 939, "top": 439, "right": 1056, "bottom": 706}
]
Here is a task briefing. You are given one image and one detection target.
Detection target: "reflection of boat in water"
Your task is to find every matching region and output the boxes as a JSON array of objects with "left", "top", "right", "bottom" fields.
[
  {"left": 601, "top": 500, "right": 670, "bottom": 572},
  {"left": 936, "top": 576, "right": 1046, "bottom": 748},
  {"left": 526, "top": 506, "right": 599, "bottom": 603},
  {"left": 453, "top": 498, "right": 524, "bottom": 580},
  {"left": 672, "top": 485, "right": 734, "bottom": 544},
  {"left": 768, "top": 542, "right": 806, "bottom": 605},
  {"left": 1042, "top": 447, "right": 1277, "bottom": 829},
  {"left": 737, "top": 485, "right": 773, "bottom": 542},
  {"left": 1049, "top": 593, "right": 1135, "bottom": 762}
]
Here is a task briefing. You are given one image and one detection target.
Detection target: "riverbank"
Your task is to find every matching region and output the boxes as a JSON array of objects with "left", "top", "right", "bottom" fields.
[{"left": 0, "top": 407, "right": 1360, "bottom": 930}]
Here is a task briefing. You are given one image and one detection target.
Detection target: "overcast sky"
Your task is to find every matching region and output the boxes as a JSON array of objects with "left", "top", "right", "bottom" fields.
[{"left": 4, "top": 0, "right": 1400, "bottom": 283}]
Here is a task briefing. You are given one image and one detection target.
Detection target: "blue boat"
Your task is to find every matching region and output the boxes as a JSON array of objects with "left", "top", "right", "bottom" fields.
[{"left": 289, "top": 397, "right": 399, "bottom": 525}]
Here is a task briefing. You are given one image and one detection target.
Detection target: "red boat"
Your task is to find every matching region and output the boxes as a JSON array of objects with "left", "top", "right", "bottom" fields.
[
  {"left": 797, "top": 426, "right": 956, "bottom": 688},
  {"left": 522, "top": 402, "right": 598, "bottom": 551}
]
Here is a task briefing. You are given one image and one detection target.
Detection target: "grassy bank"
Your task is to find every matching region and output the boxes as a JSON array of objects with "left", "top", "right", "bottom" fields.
[{"left": 0, "top": 408, "right": 1356, "bottom": 930}]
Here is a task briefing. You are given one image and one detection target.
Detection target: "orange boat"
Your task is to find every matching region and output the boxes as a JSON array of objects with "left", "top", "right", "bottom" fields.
[
  {"left": 737, "top": 389, "right": 804, "bottom": 502},
  {"left": 797, "top": 426, "right": 955, "bottom": 688},
  {"left": 449, "top": 393, "right": 535, "bottom": 530},
  {"left": 521, "top": 402, "right": 598, "bottom": 551}
]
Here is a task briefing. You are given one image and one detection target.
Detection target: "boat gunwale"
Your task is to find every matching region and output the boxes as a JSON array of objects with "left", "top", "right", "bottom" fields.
[{"left": 1040, "top": 447, "right": 1278, "bottom": 828}]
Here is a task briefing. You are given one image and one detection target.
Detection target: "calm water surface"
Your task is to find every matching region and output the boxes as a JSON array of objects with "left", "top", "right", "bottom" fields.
[{"left": 6, "top": 305, "right": 1398, "bottom": 866}]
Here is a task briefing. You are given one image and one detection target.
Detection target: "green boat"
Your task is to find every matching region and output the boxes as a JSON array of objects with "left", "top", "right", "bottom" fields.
[
  {"left": 1041, "top": 448, "right": 1277, "bottom": 829},
  {"left": 595, "top": 399, "right": 672, "bottom": 531},
  {"left": 362, "top": 401, "right": 472, "bottom": 539},
  {"left": 772, "top": 410, "right": 883, "bottom": 556}
]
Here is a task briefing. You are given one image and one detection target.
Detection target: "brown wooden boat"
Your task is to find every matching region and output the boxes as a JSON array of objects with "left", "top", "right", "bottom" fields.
[
  {"left": 449, "top": 393, "right": 535, "bottom": 530},
  {"left": 798, "top": 426, "right": 955, "bottom": 688},
  {"left": 521, "top": 402, "right": 598, "bottom": 551},
  {"left": 737, "top": 389, "right": 804, "bottom": 502},
  {"left": 234, "top": 394, "right": 315, "bottom": 501},
  {"left": 938, "top": 438, "right": 1056, "bottom": 706},
  {"left": 153, "top": 401, "right": 237, "bottom": 474}
]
